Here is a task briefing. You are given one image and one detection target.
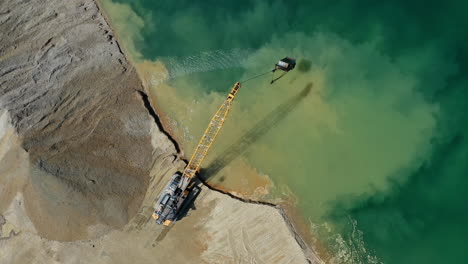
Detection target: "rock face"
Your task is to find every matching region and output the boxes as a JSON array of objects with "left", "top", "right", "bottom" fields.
[{"left": 0, "top": 0, "right": 322, "bottom": 263}]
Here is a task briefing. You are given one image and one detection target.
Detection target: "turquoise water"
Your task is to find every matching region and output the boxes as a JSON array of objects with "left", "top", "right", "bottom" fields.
[{"left": 101, "top": 1, "right": 468, "bottom": 263}]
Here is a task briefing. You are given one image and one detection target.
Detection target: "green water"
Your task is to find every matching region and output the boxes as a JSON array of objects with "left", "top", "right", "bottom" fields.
[{"left": 101, "top": 0, "right": 468, "bottom": 263}]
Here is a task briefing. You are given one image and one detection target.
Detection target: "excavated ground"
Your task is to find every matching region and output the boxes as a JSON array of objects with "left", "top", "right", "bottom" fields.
[{"left": 0, "top": 0, "right": 323, "bottom": 263}]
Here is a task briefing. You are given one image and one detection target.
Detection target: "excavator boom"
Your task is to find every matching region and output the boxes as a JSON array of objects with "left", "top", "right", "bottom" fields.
[{"left": 179, "top": 82, "right": 241, "bottom": 190}]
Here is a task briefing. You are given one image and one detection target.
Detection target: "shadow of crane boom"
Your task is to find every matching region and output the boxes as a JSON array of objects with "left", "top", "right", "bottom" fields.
[{"left": 200, "top": 83, "right": 313, "bottom": 181}]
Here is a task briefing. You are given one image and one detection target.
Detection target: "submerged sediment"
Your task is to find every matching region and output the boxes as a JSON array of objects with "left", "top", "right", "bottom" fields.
[{"left": 0, "top": 0, "right": 322, "bottom": 262}]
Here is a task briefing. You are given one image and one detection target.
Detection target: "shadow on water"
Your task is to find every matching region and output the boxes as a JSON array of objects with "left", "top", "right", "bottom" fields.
[
  {"left": 158, "top": 83, "right": 312, "bottom": 238},
  {"left": 199, "top": 82, "right": 313, "bottom": 181},
  {"left": 297, "top": 59, "right": 312, "bottom": 73}
]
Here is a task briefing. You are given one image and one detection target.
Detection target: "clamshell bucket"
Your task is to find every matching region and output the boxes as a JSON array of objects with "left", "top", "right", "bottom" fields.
[{"left": 275, "top": 57, "right": 296, "bottom": 72}]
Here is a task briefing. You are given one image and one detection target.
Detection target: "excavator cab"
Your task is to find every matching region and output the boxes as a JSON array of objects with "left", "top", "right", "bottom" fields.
[{"left": 274, "top": 57, "right": 296, "bottom": 72}]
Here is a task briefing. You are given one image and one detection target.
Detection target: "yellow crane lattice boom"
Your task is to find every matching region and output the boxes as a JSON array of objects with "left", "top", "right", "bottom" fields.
[{"left": 179, "top": 82, "right": 241, "bottom": 190}]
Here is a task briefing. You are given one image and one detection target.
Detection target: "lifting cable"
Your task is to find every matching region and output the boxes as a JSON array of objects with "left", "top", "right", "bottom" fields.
[
  {"left": 239, "top": 70, "right": 273, "bottom": 84},
  {"left": 239, "top": 68, "right": 290, "bottom": 85},
  {"left": 270, "top": 70, "right": 287, "bottom": 84}
]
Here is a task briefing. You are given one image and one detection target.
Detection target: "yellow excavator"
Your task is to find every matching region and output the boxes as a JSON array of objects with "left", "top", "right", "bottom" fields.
[{"left": 152, "top": 57, "right": 296, "bottom": 226}]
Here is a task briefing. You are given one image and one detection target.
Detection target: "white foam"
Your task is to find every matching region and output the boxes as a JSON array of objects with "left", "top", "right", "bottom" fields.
[
  {"left": 162, "top": 48, "right": 254, "bottom": 79},
  {"left": 309, "top": 217, "right": 382, "bottom": 264}
]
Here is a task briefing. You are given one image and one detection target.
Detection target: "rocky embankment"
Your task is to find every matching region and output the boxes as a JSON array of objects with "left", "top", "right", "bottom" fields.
[{"left": 0, "top": 0, "right": 322, "bottom": 263}]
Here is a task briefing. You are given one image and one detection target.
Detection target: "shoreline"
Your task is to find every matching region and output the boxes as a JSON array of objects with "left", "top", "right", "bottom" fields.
[
  {"left": 96, "top": 1, "right": 326, "bottom": 262},
  {"left": 95, "top": 0, "right": 185, "bottom": 157}
]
